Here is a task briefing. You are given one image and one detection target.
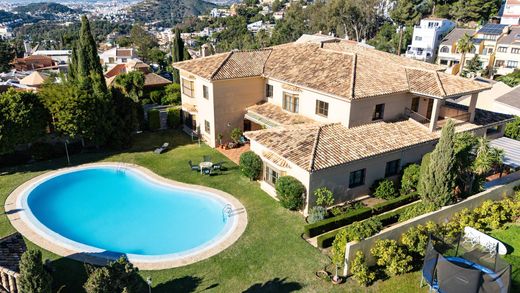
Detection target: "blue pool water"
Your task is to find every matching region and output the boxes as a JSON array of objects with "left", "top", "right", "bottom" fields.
[{"left": 26, "top": 167, "right": 230, "bottom": 256}]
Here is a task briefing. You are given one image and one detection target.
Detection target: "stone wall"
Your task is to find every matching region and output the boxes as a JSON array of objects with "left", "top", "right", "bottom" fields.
[{"left": 342, "top": 172, "right": 520, "bottom": 276}]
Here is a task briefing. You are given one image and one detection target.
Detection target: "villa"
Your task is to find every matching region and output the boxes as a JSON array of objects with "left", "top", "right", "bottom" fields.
[{"left": 173, "top": 36, "right": 513, "bottom": 214}]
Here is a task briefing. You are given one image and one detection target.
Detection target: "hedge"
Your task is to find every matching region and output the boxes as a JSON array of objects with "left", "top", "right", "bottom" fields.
[
  {"left": 167, "top": 107, "right": 181, "bottom": 129},
  {"left": 316, "top": 201, "right": 422, "bottom": 248},
  {"left": 304, "top": 193, "right": 418, "bottom": 238},
  {"left": 147, "top": 109, "right": 160, "bottom": 131}
]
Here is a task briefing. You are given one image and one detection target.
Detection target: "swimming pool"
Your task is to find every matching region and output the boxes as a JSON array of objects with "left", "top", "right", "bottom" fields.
[{"left": 6, "top": 163, "right": 247, "bottom": 269}]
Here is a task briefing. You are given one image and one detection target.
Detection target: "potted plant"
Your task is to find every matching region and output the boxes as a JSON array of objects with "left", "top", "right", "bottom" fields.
[{"left": 231, "top": 128, "right": 243, "bottom": 145}]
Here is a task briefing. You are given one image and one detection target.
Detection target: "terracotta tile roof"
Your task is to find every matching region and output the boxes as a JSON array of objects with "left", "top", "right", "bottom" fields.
[
  {"left": 0, "top": 233, "right": 26, "bottom": 274},
  {"left": 116, "top": 49, "right": 133, "bottom": 57},
  {"left": 437, "top": 72, "right": 489, "bottom": 96},
  {"left": 144, "top": 73, "right": 172, "bottom": 87},
  {"left": 105, "top": 63, "right": 127, "bottom": 78},
  {"left": 262, "top": 150, "right": 290, "bottom": 168},
  {"left": 246, "top": 102, "right": 314, "bottom": 126},
  {"left": 245, "top": 120, "right": 439, "bottom": 171},
  {"left": 173, "top": 40, "right": 489, "bottom": 100}
]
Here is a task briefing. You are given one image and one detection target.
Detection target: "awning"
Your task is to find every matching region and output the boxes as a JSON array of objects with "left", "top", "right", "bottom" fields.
[
  {"left": 489, "top": 137, "right": 520, "bottom": 169},
  {"left": 244, "top": 111, "right": 280, "bottom": 128}
]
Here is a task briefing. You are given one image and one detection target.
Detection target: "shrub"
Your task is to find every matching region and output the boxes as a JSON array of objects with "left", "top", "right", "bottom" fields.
[
  {"left": 308, "top": 206, "right": 327, "bottom": 224},
  {"left": 84, "top": 256, "right": 144, "bottom": 293},
  {"left": 400, "top": 164, "right": 421, "bottom": 194},
  {"left": 166, "top": 107, "right": 181, "bottom": 128},
  {"left": 276, "top": 176, "right": 305, "bottom": 210},
  {"left": 163, "top": 83, "right": 181, "bottom": 105},
  {"left": 331, "top": 229, "right": 348, "bottom": 267},
  {"left": 231, "top": 128, "right": 243, "bottom": 143},
  {"left": 30, "top": 142, "right": 58, "bottom": 161},
  {"left": 315, "top": 187, "right": 334, "bottom": 207},
  {"left": 373, "top": 179, "right": 398, "bottom": 199},
  {"left": 370, "top": 239, "right": 413, "bottom": 276},
  {"left": 398, "top": 203, "right": 436, "bottom": 222},
  {"left": 239, "top": 151, "right": 262, "bottom": 180},
  {"left": 401, "top": 221, "right": 438, "bottom": 256},
  {"left": 18, "top": 250, "right": 52, "bottom": 293},
  {"left": 351, "top": 251, "right": 375, "bottom": 287},
  {"left": 149, "top": 90, "right": 163, "bottom": 104},
  {"left": 348, "top": 218, "right": 383, "bottom": 241},
  {"left": 147, "top": 109, "right": 160, "bottom": 130}
]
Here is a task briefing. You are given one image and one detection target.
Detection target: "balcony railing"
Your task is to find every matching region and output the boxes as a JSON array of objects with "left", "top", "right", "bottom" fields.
[{"left": 404, "top": 108, "right": 430, "bottom": 125}]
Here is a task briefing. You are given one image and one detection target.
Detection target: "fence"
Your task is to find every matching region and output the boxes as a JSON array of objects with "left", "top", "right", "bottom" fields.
[{"left": 342, "top": 171, "right": 520, "bottom": 276}]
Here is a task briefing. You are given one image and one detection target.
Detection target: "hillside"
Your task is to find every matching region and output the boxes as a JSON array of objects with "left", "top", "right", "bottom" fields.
[
  {"left": 129, "top": 0, "right": 216, "bottom": 26},
  {"left": 13, "top": 2, "right": 77, "bottom": 14}
]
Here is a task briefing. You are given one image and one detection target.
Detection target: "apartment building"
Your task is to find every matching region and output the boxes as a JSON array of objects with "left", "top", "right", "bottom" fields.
[
  {"left": 174, "top": 38, "right": 512, "bottom": 214},
  {"left": 500, "top": 0, "right": 520, "bottom": 25},
  {"left": 405, "top": 18, "right": 455, "bottom": 63},
  {"left": 437, "top": 24, "right": 520, "bottom": 76}
]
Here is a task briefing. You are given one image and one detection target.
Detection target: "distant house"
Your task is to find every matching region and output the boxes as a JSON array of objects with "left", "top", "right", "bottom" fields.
[
  {"left": 104, "top": 60, "right": 171, "bottom": 91},
  {"left": 19, "top": 71, "right": 48, "bottom": 89},
  {"left": 32, "top": 49, "right": 71, "bottom": 64},
  {"left": 0, "top": 25, "right": 13, "bottom": 40},
  {"left": 12, "top": 55, "right": 57, "bottom": 71},
  {"left": 500, "top": 0, "right": 520, "bottom": 25},
  {"left": 99, "top": 47, "right": 140, "bottom": 70},
  {"left": 405, "top": 18, "right": 455, "bottom": 63},
  {"left": 437, "top": 24, "right": 520, "bottom": 76}
]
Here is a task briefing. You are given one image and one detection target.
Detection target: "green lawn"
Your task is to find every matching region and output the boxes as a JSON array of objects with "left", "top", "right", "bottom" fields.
[
  {"left": 492, "top": 224, "right": 520, "bottom": 292},
  {"left": 1, "top": 130, "right": 428, "bottom": 292}
]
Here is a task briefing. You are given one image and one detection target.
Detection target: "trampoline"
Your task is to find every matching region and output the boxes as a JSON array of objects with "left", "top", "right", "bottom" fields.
[{"left": 421, "top": 235, "right": 511, "bottom": 293}]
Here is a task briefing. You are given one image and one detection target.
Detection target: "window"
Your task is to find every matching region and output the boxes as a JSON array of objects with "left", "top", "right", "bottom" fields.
[
  {"left": 204, "top": 120, "right": 210, "bottom": 134},
  {"left": 415, "top": 36, "right": 422, "bottom": 41},
  {"left": 495, "top": 60, "right": 505, "bottom": 67},
  {"left": 372, "top": 103, "right": 385, "bottom": 121},
  {"left": 315, "top": 100, "right": 329, "bottom": 117},
  {"left": 385, "top": 159, "right": 400, "bottom": 177},
  {"left": 282, "top": 92, "right": 299, "bottom": 113},
  {"left": 265, "top": 84, "right": 273, "bottom": 98},
  {"left": 265, "top": 165, "right": 279, "bottom": 186},
  {"left": 498, "top": 47, "right": 508, "bottom": 53},
  {"left": 121, "top": 58, "right": 127, "bottom": 63},
  {"left": 202, "top": 85, "right": 209, "bottom": 99},
  {"left": 411, "top": 97, "right": 420, "bottom": 112},
  {"left": 512, "top": 48, "right": 520, "bottom": 54},
  {"left": 349, "top": 169, "right": 365, "bottom": 188},
  {"left": 507, "top": 60, "right": 519, "bottom": 68},
  {"left": 182, "top": 78, "right": 194, "bottom": 97},
  {"left": 440, "top": 46, "right": 449, "bottom": 53},
  {"left": 487, "top": 48, "right": 494, "bottom": 54}
]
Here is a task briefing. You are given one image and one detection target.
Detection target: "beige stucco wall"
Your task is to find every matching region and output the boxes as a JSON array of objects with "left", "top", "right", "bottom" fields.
[
  {"left": 342, "top": 172, "right": 520, "bottom": 276},
  {"left": 212, "top": 77, "right": 265, "bottom": 146},
  {"left": 267, "top": 78, "right": 352, "bottom": 126},
  {"left": 348, "top": 93, "right": 418, "bottom": 127},
  {"left": 308, "top": 142, "right": 437, "bottom": 206}
]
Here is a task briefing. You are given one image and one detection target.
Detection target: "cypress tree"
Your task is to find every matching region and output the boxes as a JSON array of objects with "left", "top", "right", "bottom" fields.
[
  {"left": 172, "top": 28, "right": 185, "bottom": 82},
  {"left": 18, "top": 250, "right": 52, "bottom": 293},
  {"left": 77, "top": 15, "right": 108, "bottom": 95},
  {"left": 67, "top": 41, "right": 78, "bottom": 82},
  {"left": 420, "top": 119, "right": 456, "bottom": 208}
]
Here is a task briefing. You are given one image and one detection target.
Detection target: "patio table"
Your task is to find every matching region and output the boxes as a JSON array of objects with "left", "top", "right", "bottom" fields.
[{"left": 199, "top": 162, "right": 213, "bottom": 174}]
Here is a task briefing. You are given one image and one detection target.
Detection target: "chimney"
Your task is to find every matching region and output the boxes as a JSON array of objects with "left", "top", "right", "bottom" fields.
[{"left": 201, "top": 44, "right": 211, "bottom": 57}]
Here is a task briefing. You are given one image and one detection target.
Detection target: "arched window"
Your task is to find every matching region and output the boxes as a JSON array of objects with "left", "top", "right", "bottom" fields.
[{"left": 440, "top": 46, "right": 449, "bottom": 53}]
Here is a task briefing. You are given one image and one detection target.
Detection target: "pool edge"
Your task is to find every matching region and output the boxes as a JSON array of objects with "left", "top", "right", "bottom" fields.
[{"left": 4, "top": 162, "right": 248, "bottom": 270}]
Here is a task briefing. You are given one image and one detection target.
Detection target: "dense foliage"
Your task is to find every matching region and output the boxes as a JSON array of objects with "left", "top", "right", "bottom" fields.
[
  {"left": 497, "top": 70, "right": 520, "bottom": 87},
  {"left": 275, "top": 176, "right": 305, "bottom": 210},
  {"left": 373, "top": 179, "right": 398, "bottom": 199},
  {"left": 18, "top": 250, "right": 52, "bottom": 293},
  {"left": 167, "top": 107, "right": 181, "bottom": 129},
  {"left": 400, "top": 164, "right": 421, "bottom": 194},
  {"left": 370, "top": 239, "right": 413, "bottom": 276},
  {"left": 84, "top": 256, "right": 144, "bottom": 293},
  {"left": 0, "top": 38, "right": 14, "bottom": 72},
  {"left": 401, "top": 221, "right": 439, "bottom": 256},
  {"left": 350, "top": 251, "right": 375, "bottom": 287},
  {"left": 147, "top": 109, "right": 161, "bottom": 131},
  {"left": 505, "top": 117, "right": 520, "bottom": 140},
  {"left": 314, "top": 187, "right": 334, "bottom": 207},
  {"left": 0, "top": 90, "right": 48, "bottom": 154},
  {"left": 113, "top": 71, "right": 145, "bottom": 103},
  {"left": 239, "top": 151, "right": 262, "bottom": 180}
]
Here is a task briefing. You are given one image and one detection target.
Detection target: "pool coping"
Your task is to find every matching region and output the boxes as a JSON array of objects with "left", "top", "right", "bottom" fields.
[{"left": 4, "top": 162, "right": 248, "bottom": 270}]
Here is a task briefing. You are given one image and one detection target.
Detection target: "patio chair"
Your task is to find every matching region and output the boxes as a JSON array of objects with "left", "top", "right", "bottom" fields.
[
  {"left": 212, "top": 162, "right": 223, "bottom": 173},
  {"left": 203, "top": 155, "right": 211, "bottom": 162},
  {"left": 202, "top": 167, "right": 211, "bottom": 175},
  {"left": 154, "top": 142, "right": 169, "bottom": 154},
  {"left": 188, "top": 160, "right": 200, "bottom": 171}
]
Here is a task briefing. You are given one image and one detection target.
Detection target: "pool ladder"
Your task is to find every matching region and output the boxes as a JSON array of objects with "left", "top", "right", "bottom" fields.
[
  {"left": 222, "top": 204, "right": 233, "bottom": 223},
  {"left": 116, "top": 164, "right": 127, "bottom": 174}
]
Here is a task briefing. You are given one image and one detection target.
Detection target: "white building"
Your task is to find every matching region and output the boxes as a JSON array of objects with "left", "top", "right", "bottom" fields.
[
  {"left": 500, "top": 0, "right": 520, "bottom": 25},
  {"left": 32, "top": 50, "right": 71, "bottom": 64},
  {"left": 98, "top": 47, "right": 140, "bottom": 70},
  {"left": 405, "top": 18, "right": 455, "bottom": 63},
  {"left": 0, "top": 25, "right": 12, "bottom": 40}
]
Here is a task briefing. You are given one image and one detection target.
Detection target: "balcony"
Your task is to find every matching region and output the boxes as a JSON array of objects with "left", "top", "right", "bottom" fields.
[{"left": 405, "top": 102, "right": 472, "bottom": 132}]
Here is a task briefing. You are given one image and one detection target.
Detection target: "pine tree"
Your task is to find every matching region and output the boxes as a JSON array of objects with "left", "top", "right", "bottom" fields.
[
  {"left": 18, "top": 250, "right": 52, "bottom": 293},
  {"left": 420, "top": 120, "right": 456, "bottom": 208}
]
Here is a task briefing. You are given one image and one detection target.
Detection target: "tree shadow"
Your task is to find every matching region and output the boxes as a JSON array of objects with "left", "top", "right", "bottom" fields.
[
  {"left": 242, "top": 277, "right": 302, "bottom": 293},
  {"left": 153, "top": 275, "right": 210, "bottom": 293}
]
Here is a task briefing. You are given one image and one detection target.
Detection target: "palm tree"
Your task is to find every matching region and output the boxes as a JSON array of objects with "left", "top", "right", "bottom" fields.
[
  {"left": 472, "top": 137, "right": 504, "bottom": 180},
  {"left": 457, "top": 33, "right": 474, "bottom": 76}
]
